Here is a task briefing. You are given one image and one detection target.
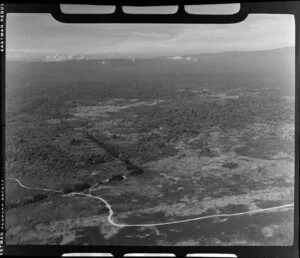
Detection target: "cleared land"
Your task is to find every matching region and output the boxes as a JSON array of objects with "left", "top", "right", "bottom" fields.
[{"left": 5, "top": 48, "right": 295, "bottom": 245}]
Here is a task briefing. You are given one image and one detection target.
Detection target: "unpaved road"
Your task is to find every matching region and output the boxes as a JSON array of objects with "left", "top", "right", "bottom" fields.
[{"left": 6, "top": 178, "right": 294, "bottom": 228}]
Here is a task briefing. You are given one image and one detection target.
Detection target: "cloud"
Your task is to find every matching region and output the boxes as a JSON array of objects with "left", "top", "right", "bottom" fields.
[{"left": 6, "top": 13, "right": 295, "bottom": 60}]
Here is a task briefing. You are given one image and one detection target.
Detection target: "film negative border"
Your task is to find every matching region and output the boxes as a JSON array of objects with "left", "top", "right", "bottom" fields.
[{"left": 1, "top": 1, "right": 299, "bottom": 257}]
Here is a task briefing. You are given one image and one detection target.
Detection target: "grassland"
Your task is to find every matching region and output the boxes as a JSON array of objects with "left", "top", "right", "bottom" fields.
[{"left": 5, "top": 52, "right": 295, "bottom": 245}]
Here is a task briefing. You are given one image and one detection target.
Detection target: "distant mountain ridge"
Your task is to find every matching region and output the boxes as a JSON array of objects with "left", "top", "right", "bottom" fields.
[
  {"left": 6, "top": 45, "right": 294, "bottom": 96},
  {"left": 162, "top": 46, "right": 295, "bottom": 61},
  {"left": 6, "top": 46, "right": 295, "bottom": 63}
]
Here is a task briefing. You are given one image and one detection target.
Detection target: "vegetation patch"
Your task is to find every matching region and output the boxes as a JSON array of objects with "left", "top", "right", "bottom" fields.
[
  {"left": 62, "top": 187, "right": 74, "bottom": 194},
  {"left": 109, "top": 174, "right": 126, "bottom": 182},
  {"left": 73, "top": 182, "right": 91, "bottom": 192},
  {"left": 126, "top": 164, "right": 144, "bottom": 176},
  {"left": 6, "top": 192, "right": 48, "bottom": 209},
  {"left": 222, "top": 162, "right": 239, "bottom": 169},
  {"left": 61, "top": 182, "right": 91, "bottom": 193}
]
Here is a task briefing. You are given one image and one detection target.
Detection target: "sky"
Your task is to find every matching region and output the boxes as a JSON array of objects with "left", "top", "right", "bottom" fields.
[{"left": 6, "top": 5, "right": 295, "bottom": 60}]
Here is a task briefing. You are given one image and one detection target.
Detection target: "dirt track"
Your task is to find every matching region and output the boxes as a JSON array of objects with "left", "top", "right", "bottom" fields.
[{"left": 7, "top": 177, "right": 294, "bottom": 228}]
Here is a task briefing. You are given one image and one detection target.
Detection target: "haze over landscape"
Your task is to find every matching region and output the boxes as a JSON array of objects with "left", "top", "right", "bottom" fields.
[{"left": 5, "top": 12, "right": 295, "bottom": 246}]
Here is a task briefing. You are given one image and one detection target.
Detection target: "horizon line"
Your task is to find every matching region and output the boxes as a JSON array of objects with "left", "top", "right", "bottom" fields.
[{"left": 6, "top": 45, "right": 295, "bottom": 62}]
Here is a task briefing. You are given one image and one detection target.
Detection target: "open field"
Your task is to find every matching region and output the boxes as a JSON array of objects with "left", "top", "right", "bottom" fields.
[{"left": 5, "top": 47, "right": 295, "bottom": 245}]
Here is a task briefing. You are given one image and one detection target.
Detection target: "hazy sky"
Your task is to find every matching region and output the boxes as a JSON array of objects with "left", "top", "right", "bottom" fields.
[{"left": 6, "top": 10, "right": 295, "bottom": 60}]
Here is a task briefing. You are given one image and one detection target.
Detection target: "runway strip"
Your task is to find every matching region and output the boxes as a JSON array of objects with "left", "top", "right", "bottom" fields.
[{"left": 6, "top": 178, "right": 294, "bottom": 228}]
